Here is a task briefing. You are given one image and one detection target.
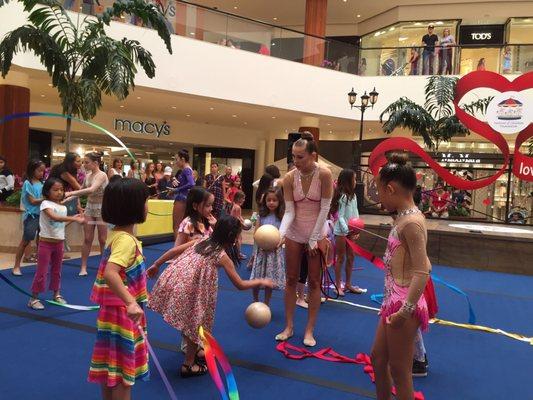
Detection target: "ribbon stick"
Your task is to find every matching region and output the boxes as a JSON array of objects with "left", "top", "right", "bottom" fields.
[
  {"left": 0, "top": 272, "right": 99, "bottom": 311},
  {"left": 199, "top": 326, "right": 240, "bottom": 400},
  {"left": 137, "top": 326, "right": 178, "bottom": 400},
  {"left": 431, "top": 274, "right": 476, "bottom": 324}
]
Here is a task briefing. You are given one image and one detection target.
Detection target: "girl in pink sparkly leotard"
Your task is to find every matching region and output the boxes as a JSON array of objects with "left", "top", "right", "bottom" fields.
[{"left": 371, "top": 153, "right": 431, "bottom": 400}]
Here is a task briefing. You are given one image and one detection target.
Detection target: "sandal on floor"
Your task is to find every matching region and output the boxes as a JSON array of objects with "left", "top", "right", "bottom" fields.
[
  {"left": 22, "top": 255, "right": 37, "bottom": 263},
  {"left": 28, "top": 298, "right": 44, "bottom": 310},
  {"left": 180, "top": 363, "right": 208, "bottom": 378},
  {"left": 11, "top": 269, "right": 22, "bottom": 276},
  {"left": 53, "top": 295, "right": 67, "bottom": 305},
  {"left": 195, "top": 348, "right": 206, "bottom": 365},
  {"left": 346, "top": 286, "right": 367, "bottom": 294}
]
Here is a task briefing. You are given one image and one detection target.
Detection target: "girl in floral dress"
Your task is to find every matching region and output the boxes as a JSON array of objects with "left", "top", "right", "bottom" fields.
[
  {"left": 174, "top": 186, "right": 216, "bottom": 247},
  {"left": 147, "top": 216, "right": 272, "bottom": 378},
  {"left": 250, "top": 188, "right": 286, "bottom": 305}
]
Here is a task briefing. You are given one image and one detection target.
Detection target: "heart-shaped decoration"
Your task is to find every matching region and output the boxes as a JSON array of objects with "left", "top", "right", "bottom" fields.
[
  {"left": 416, "top": 172, "right": 423, "bottom": 180},
  {"left": 482, "top": 197, "right": 491, "bottom": 206}
]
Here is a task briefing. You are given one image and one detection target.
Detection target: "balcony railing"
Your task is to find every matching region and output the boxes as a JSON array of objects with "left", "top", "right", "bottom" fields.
[{"left": 63, "top": 0, "right": 533, "bottom": 77}]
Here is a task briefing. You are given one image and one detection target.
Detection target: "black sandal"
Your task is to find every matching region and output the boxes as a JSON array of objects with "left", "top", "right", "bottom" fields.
[
  {"left": 180, "top": 363, "right": 208, "bottom": 378},
  {"left": 195, "top": 348, "right": 206, "bottom": 366}
]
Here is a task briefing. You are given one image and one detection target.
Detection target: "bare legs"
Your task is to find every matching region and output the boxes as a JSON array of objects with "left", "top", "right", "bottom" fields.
[
  {"left": 172, "top": 200, "right": 186, "bottom": 239},
  {"left": 80, "top": 215, "right": 107, "bottom": 276},
  {"left": 371, "top": 316, "right": 420, "bottom": 400},
  {"left": 277, "top": 238, "right": 325, "bottom": 346},
  {"left": 100, "top": 384, "right": 131, "bottom": 400}
]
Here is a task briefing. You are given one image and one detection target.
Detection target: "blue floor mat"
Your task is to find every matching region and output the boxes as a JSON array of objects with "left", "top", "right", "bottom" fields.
[{"left": 1, "top": 242, "right": 532, "bottom": 399}]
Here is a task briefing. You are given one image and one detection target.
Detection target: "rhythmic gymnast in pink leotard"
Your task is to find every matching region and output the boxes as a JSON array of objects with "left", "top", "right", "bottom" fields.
[{"left": 276, "top": 132, "right": 333, "bottom": 348}]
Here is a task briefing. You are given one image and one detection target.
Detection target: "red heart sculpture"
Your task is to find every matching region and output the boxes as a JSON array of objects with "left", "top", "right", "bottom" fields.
[
  {"left": 369, "top": 71, "right": 533, "bottom": 188},
  {"left": 416, "top": 172, "right": 423, "bottom": 180},
  {"left": 482, "top": 197, "right": 491, "bottom": 206}
]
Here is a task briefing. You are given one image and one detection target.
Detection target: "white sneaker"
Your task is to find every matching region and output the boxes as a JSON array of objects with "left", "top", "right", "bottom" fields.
[{"left": 28, "top": 298, "right": 44, "bottom": 310}]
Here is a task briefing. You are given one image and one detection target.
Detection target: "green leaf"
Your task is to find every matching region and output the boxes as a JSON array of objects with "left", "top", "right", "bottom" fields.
[
  {"left": 100, "top": 0, "right": 172, "bottom": 54},
  {"left": 424, "top": 75, "right": 457, "bottom": 119}
]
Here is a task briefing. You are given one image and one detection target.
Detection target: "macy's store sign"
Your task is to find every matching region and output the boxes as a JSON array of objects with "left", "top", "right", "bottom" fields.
[{"left": 113, "top": 118, "right": 170, "bottom": 138}]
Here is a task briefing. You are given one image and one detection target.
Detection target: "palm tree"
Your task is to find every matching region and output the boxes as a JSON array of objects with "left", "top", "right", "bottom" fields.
[
  {"left": 0, "top": 0, "right": 172, "bottom": 151},
  {"left": 380, "top": 76, "right": 492, "bottom": 151}
]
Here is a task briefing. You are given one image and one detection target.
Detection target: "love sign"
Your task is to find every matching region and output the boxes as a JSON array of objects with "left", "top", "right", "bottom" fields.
[{"left": 369, "top": 71, "right": 533, "bottom": 187}]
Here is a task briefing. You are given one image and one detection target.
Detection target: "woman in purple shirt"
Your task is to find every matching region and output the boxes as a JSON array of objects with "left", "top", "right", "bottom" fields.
[{"left": 172, "top": 149, "right": 195, "bottom": 238}]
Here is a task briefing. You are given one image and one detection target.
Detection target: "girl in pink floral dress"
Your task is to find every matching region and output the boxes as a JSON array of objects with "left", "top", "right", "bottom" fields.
[
  {"left": 174, "top": 186, "right": 216, "bottom": 247},
  {"left": 147, "top": 216, "right": 272, "bottom": 378}
]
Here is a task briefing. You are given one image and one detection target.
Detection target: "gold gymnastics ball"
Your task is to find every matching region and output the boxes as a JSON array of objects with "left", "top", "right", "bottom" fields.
[
  {"left": 253, "top": 224, "right": 280, "bottom": 251},
  {"left": 243, "top": 219, "right": 253, "bottom": 231},
  {"left": 245, "top": 302, "right": 272, "bottom": 329}
]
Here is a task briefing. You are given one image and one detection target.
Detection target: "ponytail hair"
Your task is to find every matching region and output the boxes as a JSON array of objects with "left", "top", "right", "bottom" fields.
[
  {"left": 293, "top": 131, "right": 318, "bottom": 154},
  {"left": 378, "top": 153, "right": 416, "bottom": 192}
]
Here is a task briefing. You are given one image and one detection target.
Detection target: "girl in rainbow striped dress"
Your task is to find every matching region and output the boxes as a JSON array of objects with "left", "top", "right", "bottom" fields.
[{"left": 87, "top": 178, "right": 150, "bottom": 400}]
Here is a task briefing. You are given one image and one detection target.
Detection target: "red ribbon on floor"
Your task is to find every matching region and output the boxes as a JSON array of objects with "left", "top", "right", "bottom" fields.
[
  {"left": 276, "top": 342, "right": 425, "bottom": 400},
  {"left": 369, "top": 71, "right": 533, "bottom": 187}
]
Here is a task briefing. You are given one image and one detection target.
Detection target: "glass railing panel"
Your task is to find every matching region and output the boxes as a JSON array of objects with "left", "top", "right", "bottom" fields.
[
  {"left": 225, "top": 14, "right": 276, "bottom": 55},
  {"left": 324, "top": 40, "right": 358, "bottom": 74}
]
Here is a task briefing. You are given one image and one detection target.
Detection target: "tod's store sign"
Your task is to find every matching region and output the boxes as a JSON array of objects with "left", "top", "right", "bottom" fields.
[
  {"left": 114, "top": 118, "right": 170, "bottom": 138},
  {"left": 459, "top": 25, "right": 505, "bottom": 46}
]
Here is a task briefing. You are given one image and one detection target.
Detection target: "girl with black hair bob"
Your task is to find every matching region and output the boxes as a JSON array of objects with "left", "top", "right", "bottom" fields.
[{"left": 147, "top": 215, "right": 273, "bottom": 378}]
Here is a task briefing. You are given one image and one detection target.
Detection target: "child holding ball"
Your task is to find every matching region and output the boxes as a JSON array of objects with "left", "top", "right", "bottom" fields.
[
  {"left": 250, "top": 187, "right": 286, "bottom": 305},
  {"left": 148, "top": 216, "right": 273, "bottom": 378}
]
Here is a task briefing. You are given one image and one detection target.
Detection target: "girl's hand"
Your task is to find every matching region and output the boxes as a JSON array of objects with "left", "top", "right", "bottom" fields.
[
  {"left": 347, "top": 232, "right": 360, "bottom": 242},
  {"left": 307, "top": 240, "right": 319, "bottom": 256},
  {"left": 259, "top": 279, "right": 274, "bottom": 289},
  {"left": 207, "top": 213, "right": 217, "bottom": 226},
  {"left": 277, "top": 236, "right": 285, "bottom": 249},
  {"left": 385, "top": 311, "right": 406, "bottom": 328},
  {"left": 74, "top": 214, "right": 85, "bottom": 224},
  {"left": 146, "top": 264, "right": 159, "bottom": 279},
  {"left": 126, "top": 302, "right": 144, "bottom": 324}
]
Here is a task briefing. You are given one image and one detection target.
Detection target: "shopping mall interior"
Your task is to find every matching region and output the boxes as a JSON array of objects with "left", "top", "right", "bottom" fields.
[{"left": 0, "top": 1, "right": 532, "bottom": 399}]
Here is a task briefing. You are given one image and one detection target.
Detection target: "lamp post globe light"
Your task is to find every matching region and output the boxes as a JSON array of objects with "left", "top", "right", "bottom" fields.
[{"left": 347, "top": 86, "right": 379, "bottom": 211}]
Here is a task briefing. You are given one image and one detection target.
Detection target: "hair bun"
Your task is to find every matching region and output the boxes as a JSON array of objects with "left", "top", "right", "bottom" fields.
[
  {"left": 387, "top": 152, "right": 409, "bottom": 166},
  {"left": 181, "top": 149, "right": 189, "bottom": 154},
  {"left": 300, "top": 131, "right": 314, "bottom": 141}
]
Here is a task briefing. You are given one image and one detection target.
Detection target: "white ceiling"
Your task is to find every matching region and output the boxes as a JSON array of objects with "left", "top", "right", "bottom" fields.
[{"left": 191, "top": 0, "right": 513, "bottom": 28}]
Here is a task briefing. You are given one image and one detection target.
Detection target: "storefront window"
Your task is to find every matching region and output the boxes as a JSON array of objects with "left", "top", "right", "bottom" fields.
[
  {"left": 361, "top": 140, "right": 532, "bottom": 225},
  {"left": 360, "top": 20, "right": 459, "bottom": 76},
  {"left": 506, "top": 18, "right": 533, "bottom": 74}
]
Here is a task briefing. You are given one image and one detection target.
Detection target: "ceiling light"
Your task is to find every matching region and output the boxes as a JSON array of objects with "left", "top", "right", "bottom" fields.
[
  {"left": 120, "top": 105, "right": 124, "bottom": 108},
  {"left": 389, "top": 27, "right": 395, "bottom": 31},
  {"left": 209, "top": 107, "right": 214, "bottom": 110},
  {"left": 47, "top": 83, "right": 52, "bottom": 87},
  {"left": 436, "top": 21, "right": 444, "bottom": 25},
  {"left": 136, "top": 96, "right": 141, "bottom": 99},
  {"left": 40, "top": 94, "right": 45, "bottom": 97},
  {"left": 232, "top": 114, "right": 238, "bottom": 118},
  {"left": 374, "top": 32, "right": 381, "bottom": 37},
  {"left": 414, "top": 22, "right": 422, "bottom": 26},
  {"left": 273, "top": 17, "right": 278, "bottom": 21},
  {"left": 190, "top": 32, "right": 195, "bottom": 36},
  {"left": 356, "top": 14, "right": 361, "bottom": 18},
  {"left": 327, "top": 123, "right": 331, "bottom": 126},
  {"left": 234, "top": 6, "right": 238, "bottom": 9},
  {"left": 171, "top": 106, "right": 177, "bottom": 109},
  {"left": 399, "top": 37, "right": 408, "bottom": 41},
  {"left": 186, "top": 114, "right": 191, "bottom": 117},
  {"left": 329, "top": 130, "right": 333, "bottom": 134},
  {"left": 243, "top": 122, "right": 248, "bottom": 125},
  {"left": 271, "top": 116, "right": 276, "bottom": 119}
]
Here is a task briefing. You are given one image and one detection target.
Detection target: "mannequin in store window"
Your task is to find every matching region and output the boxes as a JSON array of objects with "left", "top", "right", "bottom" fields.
[
  {"left": 408, "top": 48, "right": 420, "bottom": 75},
  {"left": 502, "top": 46, "right": 512, "bottom": 74},
  {"left": 476, "top": 58, "right": 486, "bottom": 71},
  {"left": 108, "top": 158, "right": 123, "bottom": 179},
  {"left": 438, "top": 28, "right": 455, "bottom": 75}
]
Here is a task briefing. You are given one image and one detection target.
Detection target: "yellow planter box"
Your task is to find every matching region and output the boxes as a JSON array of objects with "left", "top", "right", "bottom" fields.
[{"left": 136, "top": 199, "right": 174, "bottom": 237}]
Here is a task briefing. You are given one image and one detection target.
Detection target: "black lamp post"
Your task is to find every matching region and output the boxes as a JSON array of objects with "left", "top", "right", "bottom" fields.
[{"left": 348, "top": 86, "right": 379, "bottom": 211}]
